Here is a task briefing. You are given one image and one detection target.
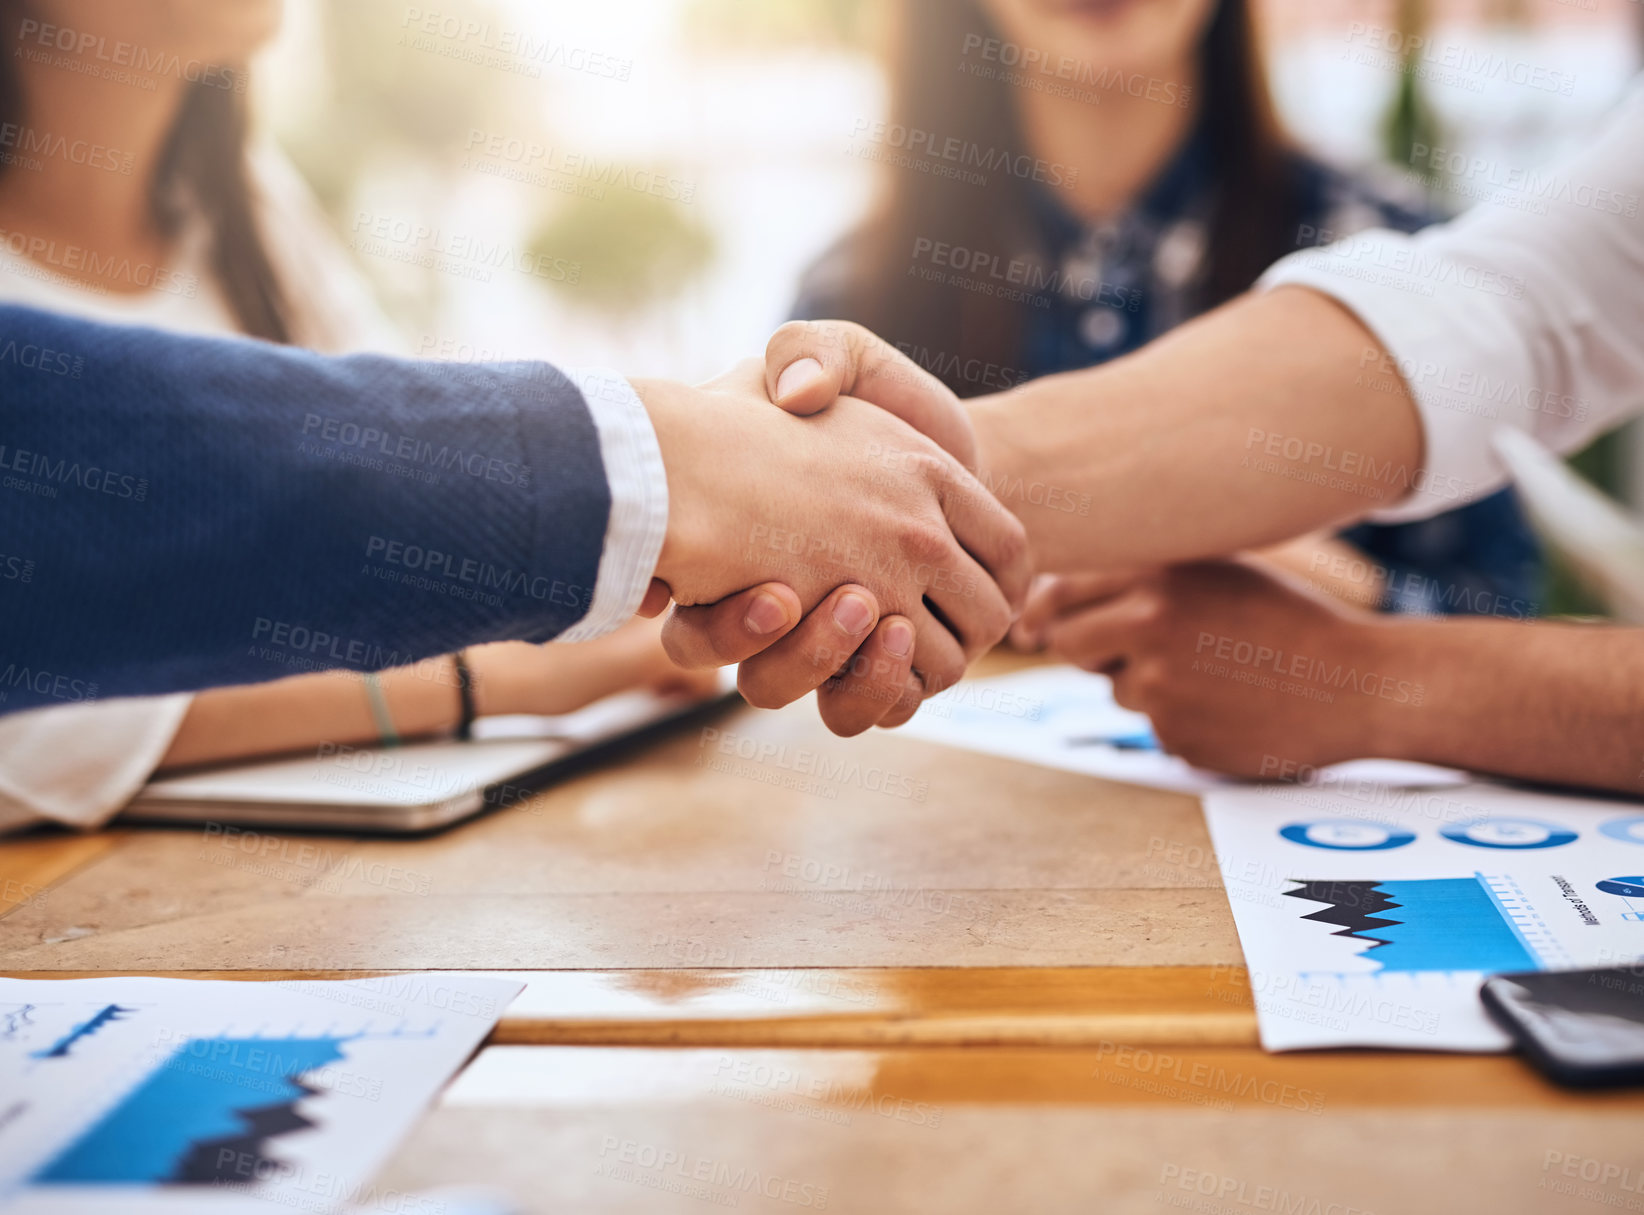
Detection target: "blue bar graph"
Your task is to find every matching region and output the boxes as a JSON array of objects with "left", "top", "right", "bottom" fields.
[
  {"left": 35, "top": 1035, "right": 349, "bottom": 1185},
  {"left": 1285, "top": 876, "right": 1541, "bottom": 975}
]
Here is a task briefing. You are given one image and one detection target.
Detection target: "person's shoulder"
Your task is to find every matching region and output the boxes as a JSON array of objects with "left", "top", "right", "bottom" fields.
[
  {"left": 790, "top": 226, "right": 877, "bottom": 323},
  {"left": 1285, "top": 148, "right": 1440, "bottom": 239}
]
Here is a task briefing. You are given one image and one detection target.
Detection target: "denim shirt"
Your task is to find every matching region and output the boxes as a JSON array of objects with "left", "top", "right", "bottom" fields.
[
  {"left": 797, "top": 138, "right": 1543, "bottom": 619},
  {"left": 1014, "top": 140, "right": 1543, "bottom": 619}
]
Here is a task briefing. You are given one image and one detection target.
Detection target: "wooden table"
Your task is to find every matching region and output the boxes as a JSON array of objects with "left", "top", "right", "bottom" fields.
[{"left": 5, "top": 660, "right": 1642, "bottom": 1213}]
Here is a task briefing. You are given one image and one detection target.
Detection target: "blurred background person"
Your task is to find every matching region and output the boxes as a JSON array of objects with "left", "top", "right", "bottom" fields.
[
  {"left": 0, "top": 0, "right": 712, "bottom": 835},
  {"left": 793, "top": 0, "right": 1542, "bottom": 626}
]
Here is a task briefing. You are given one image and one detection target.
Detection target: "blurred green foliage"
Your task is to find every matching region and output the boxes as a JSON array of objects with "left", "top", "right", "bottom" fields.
[
  {"left": 1542, "top": 434, "right": 1628, "bottom": 618},
  {"left": 1378, "top": 0, "right": 1442, "bottom": 187},
  {"left": 282, "top": 0, "right": 502, "bottom": 217},
  {"left": 530, "top": 189, "right": 715, "bottom": 313},
  {"left": 275, "top": 0, "right": 719, "bottom": 322},
  {"left": 1381, "top": 69, "right": 1442, "bottom": 182}
]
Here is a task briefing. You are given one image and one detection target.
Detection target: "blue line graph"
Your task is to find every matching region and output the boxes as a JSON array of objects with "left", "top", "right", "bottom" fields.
[
  {"left": 1, "top": 1003, "right": 38, "bottom": 1041},
  {"left": 30, "top": 1004, "right": 136, "bottom": 1059}
]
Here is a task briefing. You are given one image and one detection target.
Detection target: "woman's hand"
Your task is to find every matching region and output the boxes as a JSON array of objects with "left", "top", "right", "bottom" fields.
[{"left": 1022, "top": 560, "right": 1415, "bottom": 776}]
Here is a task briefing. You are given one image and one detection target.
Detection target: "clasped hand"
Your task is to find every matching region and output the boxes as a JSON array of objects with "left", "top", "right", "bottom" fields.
[{"left": 633, "top": 327, "right": 1028, "bottom": 735}]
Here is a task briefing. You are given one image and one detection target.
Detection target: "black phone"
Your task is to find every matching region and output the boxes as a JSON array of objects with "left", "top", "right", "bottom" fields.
[{"left": 1482, "top": 966, "right": 1644, "bottom": 1088}]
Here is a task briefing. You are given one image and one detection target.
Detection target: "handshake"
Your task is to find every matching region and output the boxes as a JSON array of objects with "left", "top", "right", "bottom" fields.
[
  {"left": 633, "top": 320, "right": 1030, "bottom": 737},
  {"left": 10, "top": 287, "right": 1637, "bottom": 795}
]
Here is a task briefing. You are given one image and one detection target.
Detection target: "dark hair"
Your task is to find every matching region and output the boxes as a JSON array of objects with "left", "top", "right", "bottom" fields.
[
  {"left": 810, "top": 0, "right": 1295, "bottom": 396},
  {"left": 0, "top": 2, "right": 291, "bottom": 342}
]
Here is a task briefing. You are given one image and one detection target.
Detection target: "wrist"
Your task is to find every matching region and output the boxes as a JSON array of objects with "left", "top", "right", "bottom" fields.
[
  {"left": 1345, "top": 614, "right": 1431, "bottom": 761},
  {"left": 968, "top": 394, "right": 1030, "bottom": 526},
  {"left": 968, "top": 390, "right": 1082, "bottom": 573},
  {"left": 631, "top": 377, "right": 712, "bottom": 597},
  {"left": 463, "top": 646, "right": 518, "bottom": 718},
  {"left": 967, "top": 396, "right": 1010, "bottom": 482}
]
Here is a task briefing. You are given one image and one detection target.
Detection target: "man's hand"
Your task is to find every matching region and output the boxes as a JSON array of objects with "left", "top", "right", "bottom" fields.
[
  {"left": 634, "top": 357, "right": 1029, "bottom": 734},
  {"left": 652, "top": 320, "right": 1001, "bottom": 734},
  {"left": 1026, "top": 560, "right": 1404, "bottom": 775}
]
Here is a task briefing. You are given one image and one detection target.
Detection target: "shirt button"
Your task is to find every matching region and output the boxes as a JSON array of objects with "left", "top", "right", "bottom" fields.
[
  {"left": 1154, "top": 220, "right": 1206, "bottom": 288},
  {"left": 1079, "top": 307, "right": 1126, "bottom": 350}
]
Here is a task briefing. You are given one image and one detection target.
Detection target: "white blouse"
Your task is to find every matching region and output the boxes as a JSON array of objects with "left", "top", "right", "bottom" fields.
[
  {"left": 1262, "top": 78, "right": 1644, "bottom": 525},
  {"left": 0, "top": 146, "right": 401, "bottom": 833}
]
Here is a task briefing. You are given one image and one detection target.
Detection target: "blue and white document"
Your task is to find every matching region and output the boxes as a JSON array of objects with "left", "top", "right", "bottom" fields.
[
  {"left": 1203, "top": 780, "right": 1644, "bottom": 1051},
  {"left": 0, "top": 974, "right": 521, "bottom": 1212}
]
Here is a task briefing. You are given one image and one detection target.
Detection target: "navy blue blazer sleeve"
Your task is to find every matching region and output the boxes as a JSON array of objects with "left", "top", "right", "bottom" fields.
[{"left": 0, "top": 305, "right": 612, "bottom": 715}]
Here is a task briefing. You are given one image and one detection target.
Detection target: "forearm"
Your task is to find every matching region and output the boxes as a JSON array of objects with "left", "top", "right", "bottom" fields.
[
  {"left": 1362, "top": 617, "right": 1644, "bottom": 796},
  {"left": 159, "top": 659, "right": 465, "bottom": 772},
  {"left": 969, "top": 286, "right": 1425, "bottom": 572},
  {"left": 157, "top": 629, "right": 686, "bottom": 771}
]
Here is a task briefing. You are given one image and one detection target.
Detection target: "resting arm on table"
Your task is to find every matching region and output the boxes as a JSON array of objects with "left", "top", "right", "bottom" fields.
[
  {"left": 1012, "top": 560, "right": 1644, "bottom": 796},
  {"left": 0, "top": 306, "right": 1028, "bottom": 732}
]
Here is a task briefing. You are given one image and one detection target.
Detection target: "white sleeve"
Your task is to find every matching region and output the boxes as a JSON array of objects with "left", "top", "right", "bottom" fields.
[
  {"left": 552, "top": 369, "right": 670, "bottom": 642},
  {"left": 1260, "top": 79, "right": 1644, "bottom": 524},
  {"left": 0, "top": 694, "right": 193, "bottom": 833}
]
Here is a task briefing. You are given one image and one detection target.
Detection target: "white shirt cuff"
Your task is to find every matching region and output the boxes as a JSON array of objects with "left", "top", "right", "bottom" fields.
[
  {"left": 554, "top": 368, "right": 669, "bottom": 641},
  {"left": 0, "top": 693, "right": 194, "bottom": 832}
]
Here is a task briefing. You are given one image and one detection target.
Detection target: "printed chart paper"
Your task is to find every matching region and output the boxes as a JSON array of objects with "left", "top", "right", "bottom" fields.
[
  {"left": 0, "top": 974, "right": 521, "bottom": 1213},
  {"left": 1202, "top": 781, "right": 1644, "bottom": 1050}
]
